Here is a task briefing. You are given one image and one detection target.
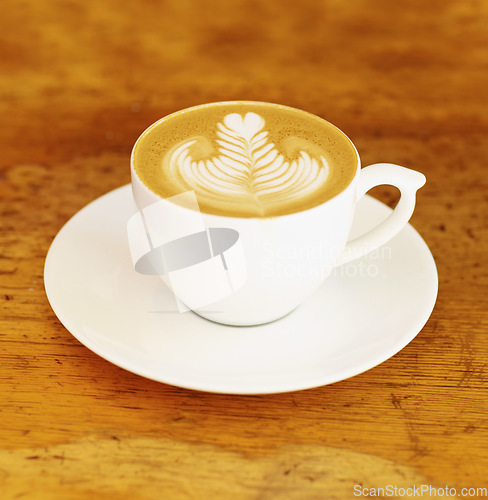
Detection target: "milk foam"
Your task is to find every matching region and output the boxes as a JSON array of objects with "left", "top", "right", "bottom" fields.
[
  {"left": 134, "top": 102, "right": 358, "bottom": 217},
  {"left": 165, "top": 112, "right": 329, "bottom": 216}
]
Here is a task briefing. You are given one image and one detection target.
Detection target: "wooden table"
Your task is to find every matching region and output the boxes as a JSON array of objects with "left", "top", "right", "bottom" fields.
[{"left": 1, "top": 1, "right": 487, "bottom": 498}]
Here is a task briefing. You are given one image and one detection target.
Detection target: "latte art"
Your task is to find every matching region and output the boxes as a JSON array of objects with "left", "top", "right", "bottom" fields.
[
  {"left": 133, "top": 101, "right": 358, "bottom": 217},
  {"left": 167, "top": 112, "right": 329, "bottom": 216}
]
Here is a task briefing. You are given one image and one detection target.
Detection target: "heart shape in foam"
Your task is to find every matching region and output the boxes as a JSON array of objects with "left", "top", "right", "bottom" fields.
[{"left": 222, "top": 112, "right": 265, "bottom": 141}]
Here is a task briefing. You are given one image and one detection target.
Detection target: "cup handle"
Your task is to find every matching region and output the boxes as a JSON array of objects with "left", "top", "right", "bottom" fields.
[{"left": 335, "top": 163, "right": 426, "bottom": 266}]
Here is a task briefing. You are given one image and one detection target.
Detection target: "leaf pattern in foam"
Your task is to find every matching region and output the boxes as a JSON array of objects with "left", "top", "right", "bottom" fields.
[{"left": 169, "top": 112, "right": 329, "bottom": 212}]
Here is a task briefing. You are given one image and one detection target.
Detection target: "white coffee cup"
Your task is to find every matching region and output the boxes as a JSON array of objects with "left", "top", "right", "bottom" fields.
[{"left": 129, "top": 107, "right": 425, "bottom": 326}]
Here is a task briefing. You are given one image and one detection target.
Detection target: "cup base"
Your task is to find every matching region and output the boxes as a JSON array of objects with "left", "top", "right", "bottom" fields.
[{"left": 191, "top": 305, "right": 300, "bottom": 327}]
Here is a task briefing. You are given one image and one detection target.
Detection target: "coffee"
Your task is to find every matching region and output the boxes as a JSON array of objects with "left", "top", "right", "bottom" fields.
[{"left": 133, "top": 101, "right": 358, "bottom": 217}]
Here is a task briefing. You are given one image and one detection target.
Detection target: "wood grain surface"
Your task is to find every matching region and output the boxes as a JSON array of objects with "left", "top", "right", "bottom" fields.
[{"left": 1, "top": 0, "right": 487, "bottom": 498}]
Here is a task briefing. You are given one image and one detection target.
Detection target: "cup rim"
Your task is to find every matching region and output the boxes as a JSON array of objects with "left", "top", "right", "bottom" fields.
[{"left": 130, "top": 100, "right": 361, "bottom": 220}]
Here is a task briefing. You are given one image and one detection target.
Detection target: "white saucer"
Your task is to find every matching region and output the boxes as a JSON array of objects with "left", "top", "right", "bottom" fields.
[{"left": 44, "top": 185, "right": 438, "bottom": 394}]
